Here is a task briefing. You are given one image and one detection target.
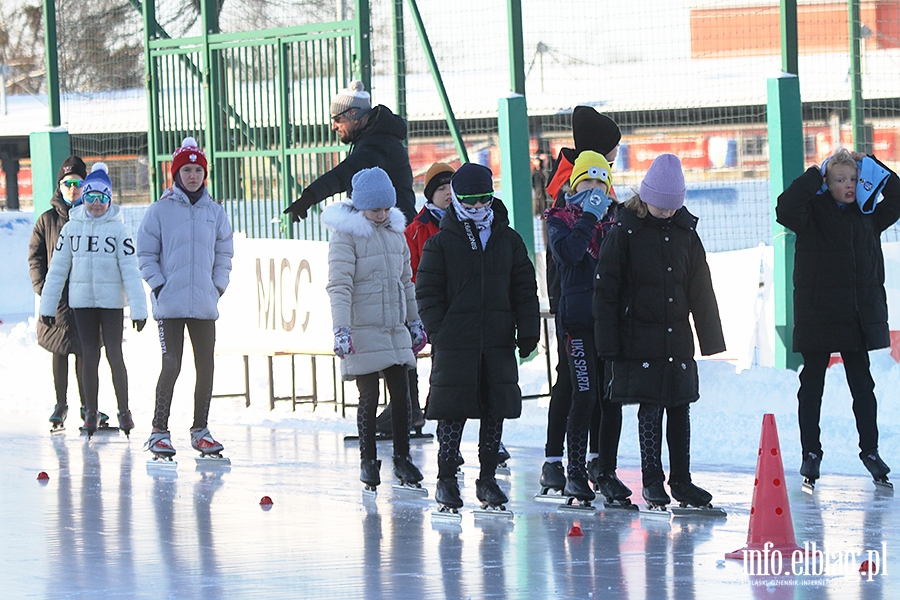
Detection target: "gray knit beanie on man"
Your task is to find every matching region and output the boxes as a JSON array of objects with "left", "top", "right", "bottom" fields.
[
  {"left": 331, "top": 80, "right": 372, "bottom": 118},
  {"left": 351, "top": 167, "right": 396, "bottom": 210}
]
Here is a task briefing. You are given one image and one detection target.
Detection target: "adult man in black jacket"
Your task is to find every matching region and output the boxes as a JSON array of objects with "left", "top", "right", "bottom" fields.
[{"left": 283, "top": 80, "right": 416, "bottom": 224}]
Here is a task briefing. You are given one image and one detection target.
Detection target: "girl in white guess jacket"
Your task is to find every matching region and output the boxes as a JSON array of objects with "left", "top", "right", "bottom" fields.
[
  {"left": 322, "top": 167, "right": 426, "bottom": 493},
  {"left": 40, "top": 163, "right": 147, "bottom": 435}
]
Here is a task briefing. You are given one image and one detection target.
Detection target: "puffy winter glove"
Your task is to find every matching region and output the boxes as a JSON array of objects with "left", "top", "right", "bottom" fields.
[
  {"left": 582, "top": 189, "right": 612, "bottom": 220},
  {"left": 407, "top": 320, "right": 428, "bottom": 354},
  {"left": 333, "top": 326, "right": 355, "bottom": 358},
  {"left": 41, "top": 315, "right": 56, "bottom": 326},
  {"left": 132, "top": 319, "right": 146, "bottom": 332},
  {"left": 517, "top": 336, "right": 539, "bottom": 358},
  {"left": 283, "top": 189, "right": 318, "bottom": 222}
]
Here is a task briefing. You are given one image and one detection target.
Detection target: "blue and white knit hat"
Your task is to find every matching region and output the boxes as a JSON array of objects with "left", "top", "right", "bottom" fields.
[
  {"left": 82, "top": 162, "right": 112, "bottom": 199},
  {"left": 350, "top": 167, "right": 396, "bottom": 210}
]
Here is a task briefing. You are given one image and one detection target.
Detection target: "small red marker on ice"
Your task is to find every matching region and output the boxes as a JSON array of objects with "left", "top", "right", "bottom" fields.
[
  {"left": 859, "top": 560, "right": 877, "bottom": 575},
  {"left": 259, "top": 496, "right": 274, "bottom": 510},
  {"left": 568, "top": 525, "right": 583, "bottom": 537},
  {"left": 37, "top": 472, "right": 50, "bottom": 482}
]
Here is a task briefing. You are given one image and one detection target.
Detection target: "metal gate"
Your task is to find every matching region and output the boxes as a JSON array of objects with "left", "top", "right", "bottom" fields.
[{"left": 143, "top": 4, "right": 371, "bottom": 240}]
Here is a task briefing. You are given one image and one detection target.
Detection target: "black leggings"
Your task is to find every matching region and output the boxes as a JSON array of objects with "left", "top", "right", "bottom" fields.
[
  {"left": 798, "top": 350, "right": 878, "bottom": 455},
  {"left": 356, "top": 364, "right": 410, "bottom": 460},
  {"left": 73, "top": 308, "right": 129, "bottom": 415},
  {"left": 638, "top": 403, "right": 691, "bottom": 486},
  {"left": 152, "top": 319, "right": 216, "bottom": 431},
  {"left": 437, "top": 417, "right": 504, "bottom": 481},
  {"left": 546, "top": 329, "right": 622, "bottom": 474},
  {"left": 52, "top": 352, "right": 86, "bottom": 409}
]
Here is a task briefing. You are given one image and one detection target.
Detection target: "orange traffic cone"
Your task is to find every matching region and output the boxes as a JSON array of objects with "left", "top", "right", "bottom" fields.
[{"left": 726, "top": 414, "right": 805, "bottom": 561}]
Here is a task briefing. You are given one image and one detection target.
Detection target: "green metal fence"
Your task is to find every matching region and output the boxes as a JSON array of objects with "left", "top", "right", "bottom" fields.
[{"left": 144, "top": 3, "right": 369, "bottom": 240}]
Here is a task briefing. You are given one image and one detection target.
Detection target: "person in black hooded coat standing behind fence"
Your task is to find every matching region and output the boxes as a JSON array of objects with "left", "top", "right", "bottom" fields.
[{"left": 415, "top": 163, "right": 540, "bottom": 513}]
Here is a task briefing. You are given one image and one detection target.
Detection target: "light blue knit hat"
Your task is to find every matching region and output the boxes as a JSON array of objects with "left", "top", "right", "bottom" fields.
[{"left": 350, "top": 167, "right": 396, "bottom": 210}]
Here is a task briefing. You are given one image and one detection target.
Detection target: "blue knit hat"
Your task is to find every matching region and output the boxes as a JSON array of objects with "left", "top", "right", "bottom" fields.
[
  {"left": 350, "top": 167, "right": 396, "bottom": 210},
  {"left": 82, "top": 162, "right": 112, "bottom": 200}
]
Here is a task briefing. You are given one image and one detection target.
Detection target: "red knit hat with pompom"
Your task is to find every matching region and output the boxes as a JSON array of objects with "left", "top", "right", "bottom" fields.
[{"left": 171, "top": 137, "right": 208, "bottom": 179}]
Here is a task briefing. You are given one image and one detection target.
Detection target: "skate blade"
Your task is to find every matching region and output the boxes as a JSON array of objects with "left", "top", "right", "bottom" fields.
[
  {"left": 533, "top": 489, "right": 570, "bottom": 504},
  {"left": 639, "top": 506, "right": 672, "bottom": 520},
  {"left": 473, "top": 506, "right": 514, "bottom": 521},
  {"left": 50, "top": 426, "right": 66, "bottom": 436},
  {"left": 670, "top": 505, "right": 727, "bottom": 518},
  {"left": 392, "top": 483, "right": 429, "bottom": 498},
  {"left": 362, "top": 486, "right": 378, "bottom": 501},
  {"left": 195, "top": 454, "right": 231, "bottom": 466},
  {"left": 495, "top": 465, "right": 511, "bottom": 476},
  {"left": 874, "top": 478, "right": 894, "bottom": 491},
  {"left": 802, "top": 478, "right": 816, "bottom": 494},
  {"left": 557, "top": 501, "right": 596, "bottom": 514},
  {"left": 603, "top": 500, "right": 640, "bottom": 512},
  {"left": 431, "top": 507, "right": 463, "bottom": 524}
]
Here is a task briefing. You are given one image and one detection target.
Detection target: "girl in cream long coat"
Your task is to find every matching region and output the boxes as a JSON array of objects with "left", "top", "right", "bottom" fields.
[{"left": 322, "top": 167, "right": 425, "bottom": 492}]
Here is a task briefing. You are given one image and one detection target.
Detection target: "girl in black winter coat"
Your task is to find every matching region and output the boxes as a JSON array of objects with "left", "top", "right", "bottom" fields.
[
  {"left": 544, "top": 151, "right": 627, "bottom": 507},
  {"left": 776, "top": 148, "right": 900, "bottom": 487},
  {"left": 416, "top": 163, "right": 541, "bottom": 513},
  {"left": 594, "top": 154, "right": 725, "bottom": 510},
  {"left": 27, "top": 155, "right": 89, "bottom": 430}
]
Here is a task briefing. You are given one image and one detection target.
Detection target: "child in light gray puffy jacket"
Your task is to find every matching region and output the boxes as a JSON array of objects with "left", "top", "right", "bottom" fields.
[{"left": 322, "top": 167, "right": 426, "bottom": 493}]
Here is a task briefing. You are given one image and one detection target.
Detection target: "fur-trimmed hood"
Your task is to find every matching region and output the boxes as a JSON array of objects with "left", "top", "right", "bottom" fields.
[{"left": 320, "top": 201, "right": 406, "bottom": 237}]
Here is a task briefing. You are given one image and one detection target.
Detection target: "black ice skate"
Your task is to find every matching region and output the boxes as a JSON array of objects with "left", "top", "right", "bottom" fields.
[
  {"left": 800, "top": 451, "right": 822, "bottom": 493},
  {"left": 496, "top": 442, "right": 511, "bottom": 475},
  {"left": 81, "top": 410, "right": 100, "bottom": 438},
  {"left": 80, "top": 407, "right": 110, "bottom": 427},
  {"left": 144, "top": 430, "right": 177, "bottom": 467},
  {"left": 559, "top": 473, "right": 596, "bottom": 514},
  {"left": 360, "top": 458, "right": 381, "bottom": 498},
  {"left": 640, "top": 481, "right": 671, "bottom": 517},
  {"left": 669, "top": 481, "right": 726, "bottom": 518},
  {"left": 534, "top": 461, "right": 568, "bottom": 503},
  {"left": 432, "top": 477, "right": 464, "bottom": 523},
  {"left": 392, "top": 455, "right": 428, "bottom": 498},
  {"left": 595, "top": 471, "right": 638, "bottom": 511},
  {"left": 49, "top": 404, "right": 68, "bottom": 435},
  {"left": 474, "top": 477, "right": 513, "bottom": 520},
  {"left": 117, "top": 411, "right": 134, "bottom": 437},
  {"left": 860, "top": 451, "right": 893, "bottom": 490},
  {"left": 191, "top": 428, "right": 230, "bottom": 465}
]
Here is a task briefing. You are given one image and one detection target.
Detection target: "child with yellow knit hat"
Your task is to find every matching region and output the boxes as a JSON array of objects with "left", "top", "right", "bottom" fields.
[{"left": 541, "top": 150, "right": 627, "bottom": 509}]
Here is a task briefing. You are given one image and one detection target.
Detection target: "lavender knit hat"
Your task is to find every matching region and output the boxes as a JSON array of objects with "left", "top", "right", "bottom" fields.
[{"left": 640, "top": 154, "right": 685, "bottom": 211}]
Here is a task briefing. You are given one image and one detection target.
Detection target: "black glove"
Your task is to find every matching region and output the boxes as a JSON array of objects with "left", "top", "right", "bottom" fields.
[
  {"left": 518, "top": 336, "right": 539, "bottom": 358},
  {"left": 41, "top": 315, "right": 56, "bottom": 326},
  {"left": 283, "top": 189, "right": 318, "bottom": 222},
  {"left": 152, "top": 285, "right": 163, "bottom": 298},
  {"left": 132, "top": 319, "right": 146, "bottom": 332}
]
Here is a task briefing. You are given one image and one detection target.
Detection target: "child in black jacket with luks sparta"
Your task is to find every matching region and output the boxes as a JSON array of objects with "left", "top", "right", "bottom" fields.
[
  {"left": 594, "top": 154, "right": 725, "bottom": 511},
  {"left": 776, "top": 148, "right": 900, "bottom": 488}
]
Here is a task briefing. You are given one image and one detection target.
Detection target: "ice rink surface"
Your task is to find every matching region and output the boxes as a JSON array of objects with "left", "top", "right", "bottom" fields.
[{"left": 2, "top": 416, "right": 896, "bottom": 599}]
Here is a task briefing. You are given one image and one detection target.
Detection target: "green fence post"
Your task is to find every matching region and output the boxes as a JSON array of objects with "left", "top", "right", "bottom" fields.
[
  {"left": 498, "top": 95, "right": 534, "bottom": 258},
  {"left": 768, "top": 74, "right": 804, "bottom": 371},
  {"left": 769, "top": 0, "right": 803, "bottom": 371},
  {"left": 29, "top": 130, "right": 71, "bottom": 220}
]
